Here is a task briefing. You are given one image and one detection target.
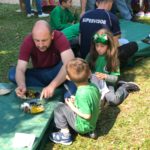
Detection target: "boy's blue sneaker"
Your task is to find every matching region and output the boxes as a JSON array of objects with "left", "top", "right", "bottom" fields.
[{"left": 49, "top": 131, "right": 72, "bottom": 145}]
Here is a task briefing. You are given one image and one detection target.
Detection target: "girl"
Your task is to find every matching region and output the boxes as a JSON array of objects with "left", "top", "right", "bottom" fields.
[{"left": 88, "top": 28, "right": 140, "bottom": 106}]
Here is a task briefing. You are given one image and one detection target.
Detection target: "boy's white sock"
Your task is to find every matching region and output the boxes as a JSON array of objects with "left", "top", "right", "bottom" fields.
[{"left": 60, "top": 128, "right": 70, "bottom": 134}]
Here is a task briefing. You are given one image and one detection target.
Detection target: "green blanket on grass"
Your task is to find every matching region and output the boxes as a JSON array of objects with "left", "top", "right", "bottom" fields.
[{"left": 0, "top": 83, "right": 63, "bottom": 150}]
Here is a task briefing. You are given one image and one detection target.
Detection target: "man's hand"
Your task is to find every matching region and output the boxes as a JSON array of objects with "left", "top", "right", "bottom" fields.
[
  {"left": 15, "top": 85, "right": 26, "bottom": 98},
  {"left": 40, "top": 85, "right": 55, "bottom": 99},
  {"left": 95, "top": 72, "right": 107, "bottom": 80}
]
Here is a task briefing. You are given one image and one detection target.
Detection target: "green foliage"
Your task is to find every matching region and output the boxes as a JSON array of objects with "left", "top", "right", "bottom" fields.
[{"left": 0, "top": 3, "right": 150, "bottom": 150}]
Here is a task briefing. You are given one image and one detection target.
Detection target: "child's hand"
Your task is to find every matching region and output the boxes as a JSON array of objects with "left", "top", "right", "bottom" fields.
[
  {"left": 70, "top": 95, "right": 75, "bottom": 103},
  {"left": 65, "top": 98, "right": 75, "bottom": 110},
  {"left": 95, "top": 72, "right": 107, "bottom": 80}
]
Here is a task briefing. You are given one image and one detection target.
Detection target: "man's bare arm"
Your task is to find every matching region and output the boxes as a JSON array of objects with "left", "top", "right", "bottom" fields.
[
  {"left": 50, "top": 49, "right": 74, "bottom": 88},
  {"left": 15, "top": 59, "right": 28, "bottom": 97},
  {"left": 16, "top": 60, "right": 27, "bottom": 88}
]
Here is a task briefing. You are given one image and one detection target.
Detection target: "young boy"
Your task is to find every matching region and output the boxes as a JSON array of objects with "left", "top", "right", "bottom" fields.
[
  {"left": 49, "top": 58, "right": 101, "bottom": 145},
  {"left": 50, "top": 0, "right": 77, "bottom": 30}
]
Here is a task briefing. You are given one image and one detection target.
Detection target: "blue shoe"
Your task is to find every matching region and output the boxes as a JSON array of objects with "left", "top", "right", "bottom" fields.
[{"left": 49, "top": 132, "right": 72, "bottom": 145}]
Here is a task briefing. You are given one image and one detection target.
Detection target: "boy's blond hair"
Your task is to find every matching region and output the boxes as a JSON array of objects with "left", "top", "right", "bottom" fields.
[{"left": 66, "top": 58, "right": 90, "bottom": 84}]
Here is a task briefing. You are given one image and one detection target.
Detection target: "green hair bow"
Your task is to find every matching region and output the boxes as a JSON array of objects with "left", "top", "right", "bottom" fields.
[{"left": 93, "top": 33, "right": 108, "bottom": 44}]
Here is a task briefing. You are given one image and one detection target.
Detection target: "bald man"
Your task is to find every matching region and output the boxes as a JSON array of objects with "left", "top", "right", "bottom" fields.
[{"left": 9, "top": 20, "right": 75, "bottom": 99}]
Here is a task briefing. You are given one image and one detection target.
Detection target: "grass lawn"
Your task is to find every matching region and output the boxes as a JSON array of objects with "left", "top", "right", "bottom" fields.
[{"left": 0, "top": 3, "right": 150, "bottom": 150}]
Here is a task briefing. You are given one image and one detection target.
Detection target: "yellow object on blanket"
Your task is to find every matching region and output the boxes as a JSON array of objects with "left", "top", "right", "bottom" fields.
[
  {"left": 30, "top": 104, "right": 45, "bottom": 114},
  {"left": 21, "top": 102, "right": 45, "bottom": 114}
]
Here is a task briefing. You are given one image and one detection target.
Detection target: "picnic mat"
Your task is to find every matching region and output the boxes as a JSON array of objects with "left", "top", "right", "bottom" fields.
[
  {"left": 120, "top": 19, "right": 150, "bottom": 58},
  {"left": 0, "top": 83, "right": 63, "bottom": 150}
]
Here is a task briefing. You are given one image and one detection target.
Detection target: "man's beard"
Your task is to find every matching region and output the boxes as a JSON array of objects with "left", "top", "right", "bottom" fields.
[{"left": 37, "top": 46, "right": 48, "bottom": 52}]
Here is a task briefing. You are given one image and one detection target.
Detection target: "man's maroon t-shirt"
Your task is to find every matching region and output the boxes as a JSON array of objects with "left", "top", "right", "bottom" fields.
[{"left": 19, "top": 30, "right": 70, "bottom": 68}]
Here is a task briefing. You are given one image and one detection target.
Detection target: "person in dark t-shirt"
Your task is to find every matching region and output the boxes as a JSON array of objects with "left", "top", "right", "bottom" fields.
[{"left": 80, "top": 0, "right": 138, "bottom": 67}]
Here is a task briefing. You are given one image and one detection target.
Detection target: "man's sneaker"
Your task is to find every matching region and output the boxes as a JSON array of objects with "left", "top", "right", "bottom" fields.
[
  {"left": 49, "top": 131, "right": 72, "bottom": 145},
  {"left": 27, "top": 13, "right": 34, "bottom": 18},
  {"left": 38, "top": 13, "right": 49, "bottom": 18},
  {"left": 136, "top": 11, "right": 145, "bottom": 17},
  {"left": 119, "top": 81, "right": 140, "bottom": 93}
]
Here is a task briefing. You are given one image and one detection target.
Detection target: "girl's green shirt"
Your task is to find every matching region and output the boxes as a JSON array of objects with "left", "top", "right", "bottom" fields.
[{"left": 95, "top": 55, "right": 120, "bottom": 76}]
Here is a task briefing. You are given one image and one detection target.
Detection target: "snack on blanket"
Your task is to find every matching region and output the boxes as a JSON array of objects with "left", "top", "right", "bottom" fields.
[
  {"left": 30, "top": 104, "right": 45, "bottom": 114},
  {"left": 25, "top": 90, "right": 40, "bottom": 99},
  {"left": 15, "top": 88, "right": 40, "bottom": 99},
  {"left": 21, "top": 102, "right": 45, "bottom": 114}
]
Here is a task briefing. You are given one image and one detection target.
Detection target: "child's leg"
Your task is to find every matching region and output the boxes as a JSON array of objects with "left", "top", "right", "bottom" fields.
[
  {"left": 20, "top": 0, "right": 25, "bottom": 11},
  {"left": 54, "top": 102, "right": 76, "bottom": 131},
  {"left": 35, "top": 0, "right": 42, "bottom": 15},
  {"left": 104, "top": 85, "right": 129, "bottom": 106},
  {"left": 105, "top": 81, "right": 140, "bottom": 106},
  {"left": 25, "top": 0, "right": 32, "bottom": 14},
  {"left": 49, "top": 102, "right": 76, "bottom": 145},
  {"left": 90, "top": 74, "right": 109, "bottom": 100}
]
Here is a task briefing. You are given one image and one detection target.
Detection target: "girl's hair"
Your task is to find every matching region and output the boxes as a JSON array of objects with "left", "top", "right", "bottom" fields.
[
  {"left": 89, "top": 28, "right": 119, "bottom": 72},
  {"left": 66, "top": 58, "right": 90, "bottom": 84}
]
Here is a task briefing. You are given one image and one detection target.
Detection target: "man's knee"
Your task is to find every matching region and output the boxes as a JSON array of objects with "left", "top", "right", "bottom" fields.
[
  {"left": 8, "top": 67, "right": 16, "bottom": 83},
  {"left": 128, "top": 41, "right": 138, "bottom": 53},
  {"left": 118, "top": 41, "right": 138, "bottom": 66}
]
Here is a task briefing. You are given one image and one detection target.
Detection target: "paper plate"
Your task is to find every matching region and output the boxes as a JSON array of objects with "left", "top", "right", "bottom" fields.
[{"left": 0, "top": 83, "right": 14, "bottom": 95}]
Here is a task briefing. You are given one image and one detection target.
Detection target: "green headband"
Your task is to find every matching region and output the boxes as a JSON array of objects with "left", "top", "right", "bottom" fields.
[{"left": 93, "top": 33, "right": 108, "bottom": 44}]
